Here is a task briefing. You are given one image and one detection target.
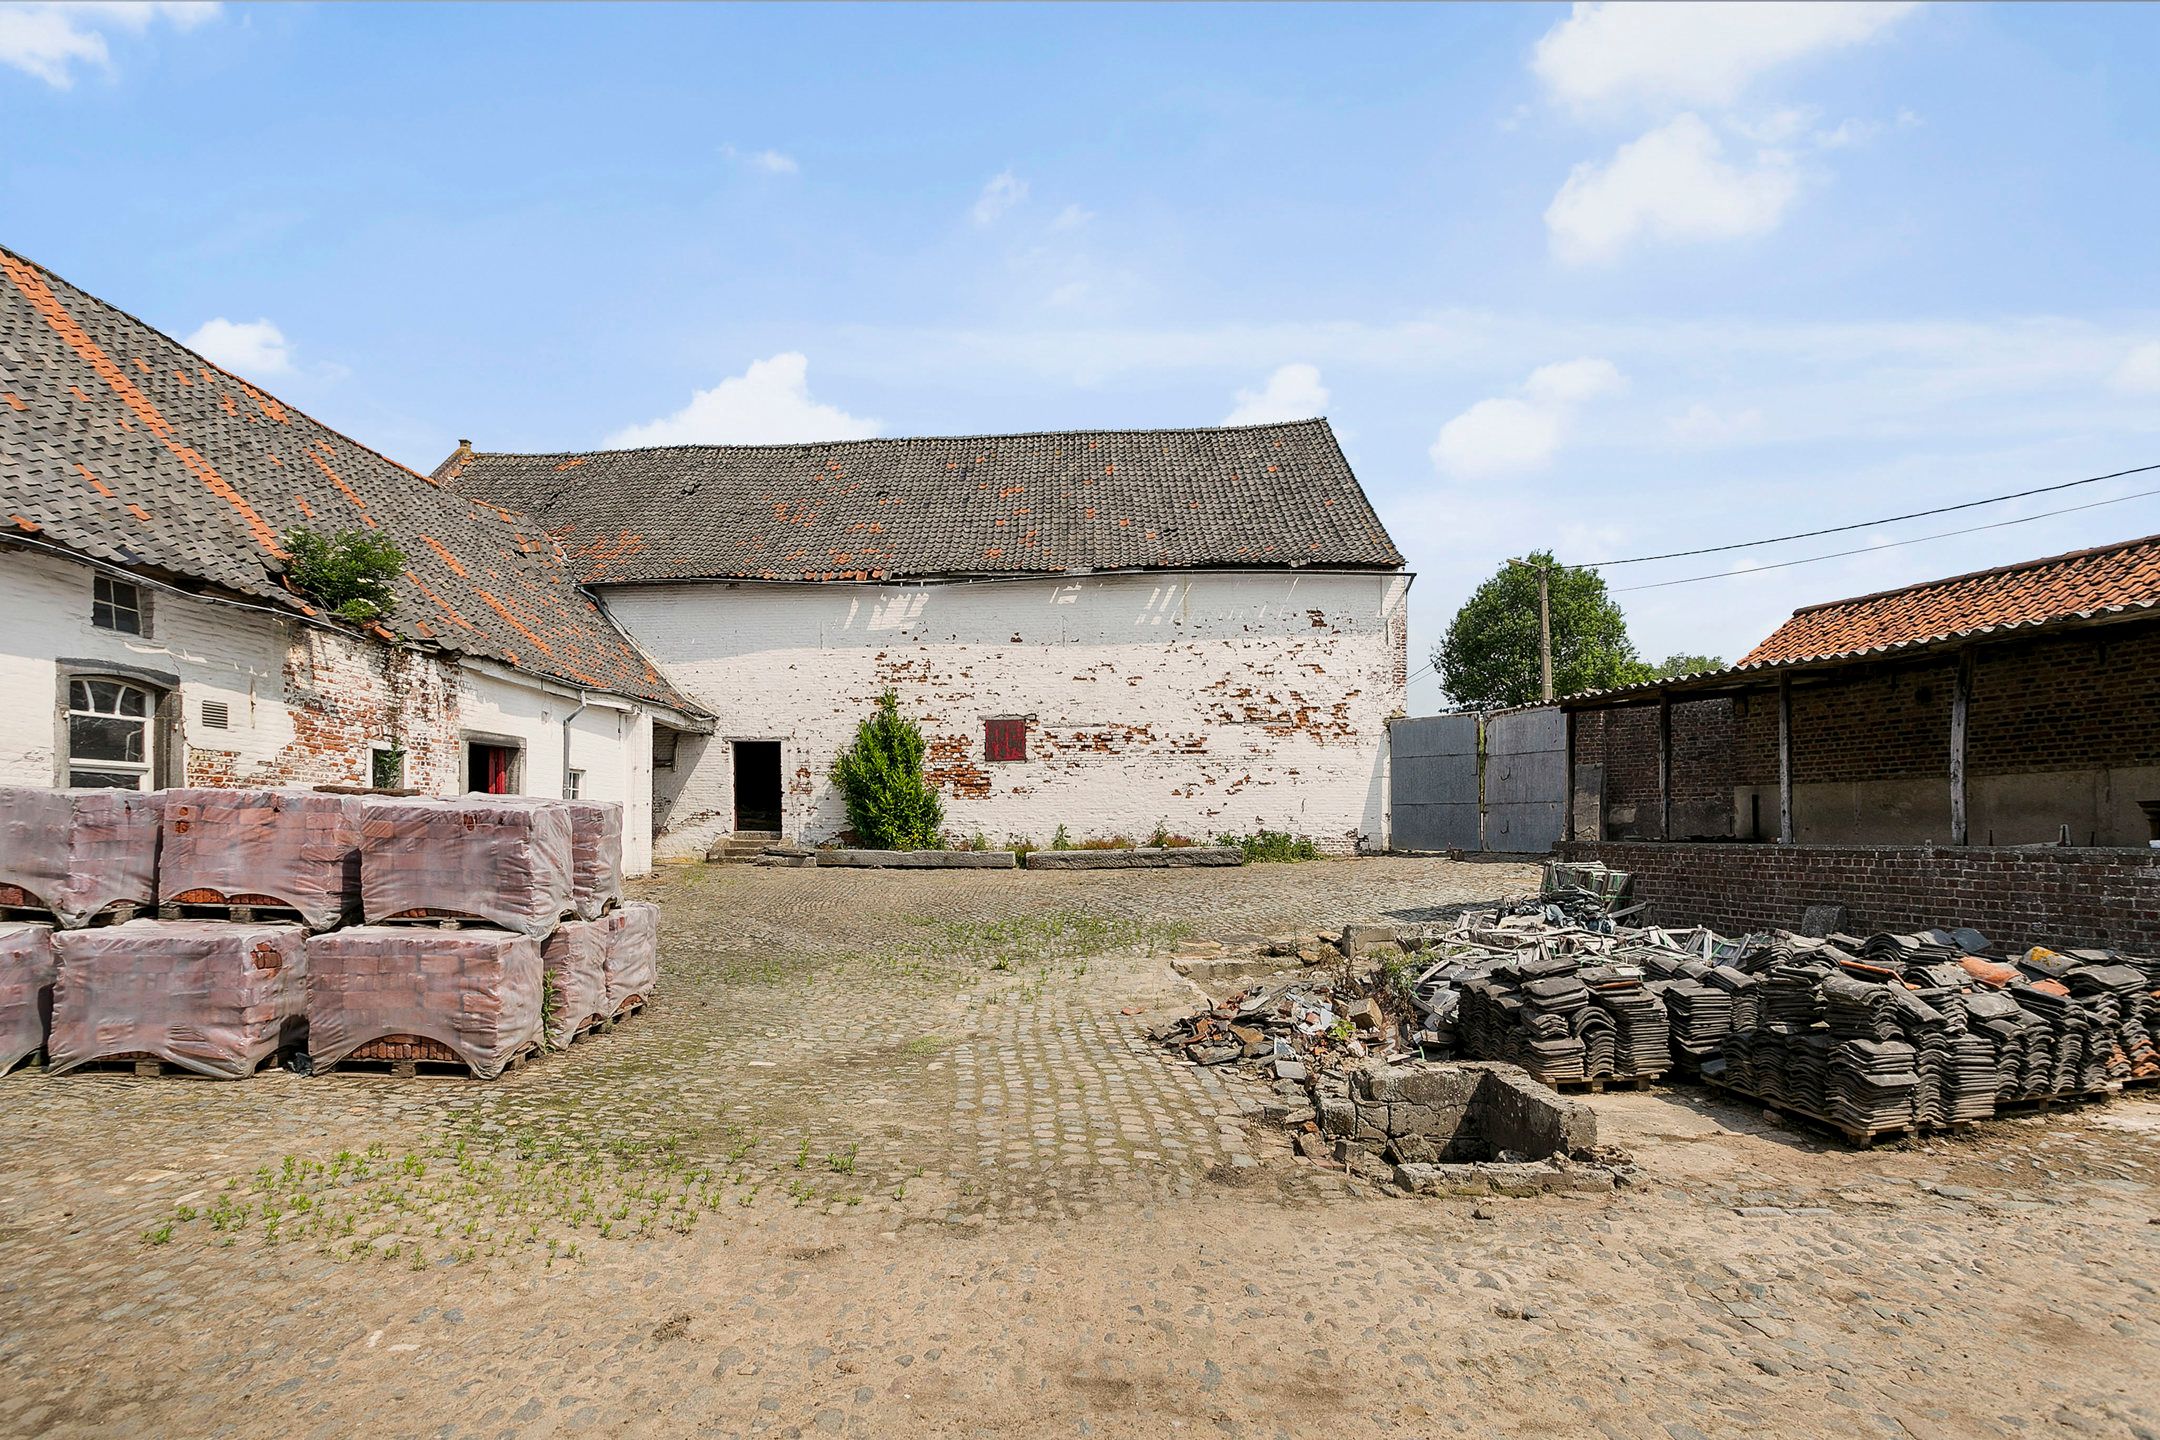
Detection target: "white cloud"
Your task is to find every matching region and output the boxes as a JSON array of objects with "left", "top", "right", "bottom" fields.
[
  {"left": 0, "top": 1, "right": 217, "bottom": 88},
  {"left": 1523, "top": 356, "right": 1625, "bottom": 405},
  {"left": 1668, "top": 400, "right": 1763, "bottom": 445},
  {"left": 971, "top": 170, "right": 1028, "bottom": 226},
  {"left": 1223, "top": 363, "right": 1329, "bottom": 426},
  {"left": 184, "top": 316, "right": 290, "bottom": 376},
  {"left": 2111, "top": 342, "right": 2160, "bottom": 395},
  {"left": 1431, "top": 356, "right": 1625, "bottom": 479},
  {"left": 1532, "top": 2, "right": 1918, "bottom": 113},
  {"left": 721, "top": 145, "right": 798, "bottom": 175},
  {"left": 605, "top": 353, "right": 880, "bottom": 447},
  {"left": 1050, "top": 203, "right": 1094, "bottom": 232},
  {"left": 1545, "top": 113, "right": 1797, "bottom": 264}
]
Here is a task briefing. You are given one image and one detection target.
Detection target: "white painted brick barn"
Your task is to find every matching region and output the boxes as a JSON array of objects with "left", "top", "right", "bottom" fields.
[
  {"left": 0, "top": 243, "right": 1410, "bottom": 864},
  {"left": 441, "top": 424, "right": 1411, "bottom": 858}
]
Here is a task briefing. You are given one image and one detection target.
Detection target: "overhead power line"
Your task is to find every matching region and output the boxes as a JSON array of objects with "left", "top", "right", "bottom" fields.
[
  {"left": 1579, "top": 460, "right": 2160, "bottom": 568},
  {"left": 1609, "top": 484, "right": 2160, "bottom": 593}
]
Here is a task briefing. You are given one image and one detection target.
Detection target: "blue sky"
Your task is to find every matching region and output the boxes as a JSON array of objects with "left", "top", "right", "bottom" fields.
[{"left": 7, "top": 1, "right": 2160, "bottom": 707}]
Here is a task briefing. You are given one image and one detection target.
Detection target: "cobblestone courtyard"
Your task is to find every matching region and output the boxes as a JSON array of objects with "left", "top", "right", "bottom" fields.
[{"left": 1, "top": 858, "right": 2156, "bottom": 1439}]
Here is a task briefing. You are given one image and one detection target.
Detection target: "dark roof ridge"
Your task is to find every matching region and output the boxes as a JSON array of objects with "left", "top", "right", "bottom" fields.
[
  {"left": 1788, "top": 529, "right": 2160, "bottom": 617},
  {"left": 458, "top": 416, "right": 1335, "bottom": 465}
]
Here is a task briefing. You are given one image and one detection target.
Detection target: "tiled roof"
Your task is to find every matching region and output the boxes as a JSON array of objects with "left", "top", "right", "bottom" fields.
[
  {"left": 438, "top": 420, "right": 1404, "bottom": 585},
  {"left": 1740, "top": 532, "right": 2160, "bottom": 667},
  {"left": 0, "top": 246, "right": 693, "bottom": 712}
]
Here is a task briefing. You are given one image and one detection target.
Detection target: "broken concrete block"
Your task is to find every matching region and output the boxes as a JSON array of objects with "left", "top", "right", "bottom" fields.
[{"left": 1337, "top": 923, "right": 1400, "bottom": 958}]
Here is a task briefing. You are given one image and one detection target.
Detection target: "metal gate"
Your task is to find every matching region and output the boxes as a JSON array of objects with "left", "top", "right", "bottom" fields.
[
  {"left": 1482, "top": 707, "right": 1566, "bottom": 853},
  {"left": 1388, "top": 706, "right": 1566, "bottom": 853},
  {"left": 1388, "top": 713, "right": 1481, "bottom": 852}
]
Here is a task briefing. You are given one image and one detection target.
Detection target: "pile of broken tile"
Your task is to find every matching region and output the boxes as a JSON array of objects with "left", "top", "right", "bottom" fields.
[{"left": 1157, "top": 859, "right": 2159, "bottom": 1148}]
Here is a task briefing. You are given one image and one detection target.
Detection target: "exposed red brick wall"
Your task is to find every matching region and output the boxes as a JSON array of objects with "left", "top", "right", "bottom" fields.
[
  {"left": 1557, "top": 839, "right": 2160, "bottom": 953},
  {"left": 1570, "top": 697, "right": 1735, "bottom": 839}
]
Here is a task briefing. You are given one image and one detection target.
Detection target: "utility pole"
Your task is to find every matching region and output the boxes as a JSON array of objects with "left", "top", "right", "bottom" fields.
[{"left": 1508, "top": 556, "right": 1555, "bottom": 703}]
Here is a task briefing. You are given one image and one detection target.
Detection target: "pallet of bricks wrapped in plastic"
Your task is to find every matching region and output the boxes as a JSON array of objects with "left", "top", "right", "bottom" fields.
[
  {"left": 156, "top": 787, "right": 367, "bottom": 929},
  {"left": 1, "top": 921, "right": 56, "bottom": 1076},
  {"left": 306, "top": 797, "right": 657, "bottom": 1078},
  {"left": 1697, "top": 927, "right": 2160, "bottom": 1144},
  {"left": 45, "top": 919, "right": 308, "bottom": 1078},
  {"left": 0, "top": 787, "right": 162, "bottom": 927}
]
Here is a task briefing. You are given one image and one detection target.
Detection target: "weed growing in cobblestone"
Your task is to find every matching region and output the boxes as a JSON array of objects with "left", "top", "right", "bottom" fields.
[{"left": 826, "top": 1144, "right": 858, "bottom": 1174}]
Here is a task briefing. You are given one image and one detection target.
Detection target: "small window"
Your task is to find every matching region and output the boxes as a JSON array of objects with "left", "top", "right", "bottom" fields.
[
  {"left": 984, "top": 716, "right": 1027, "bottom": 763},
  {"left": 653, "top": 729, "right": 678, "bottom": 770},
  {"left": 370, "top": 745, "right": 405, "bottom": 790},
  {"left": 200, "top": 699, "right": 231, "bottom": 730},
  {"left": 566, "top": 769, "right": 585, "bottom": 799},
  {"left": 67, "top": 676, "right": 155, "bottom": 789},
  {"left": 92, "top": 576, "right": 144, "bottom": 636}
]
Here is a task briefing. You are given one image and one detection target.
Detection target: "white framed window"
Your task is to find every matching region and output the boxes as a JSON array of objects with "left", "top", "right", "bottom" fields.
[
  {"left": 92, "top": 576, "right": 146, "bottom": 636},
  {"left": 67, "top": 677, "right": 155, "bottom": 789},
  {"left": 565, "top": 769, "right": 585, "bottom": 799}
]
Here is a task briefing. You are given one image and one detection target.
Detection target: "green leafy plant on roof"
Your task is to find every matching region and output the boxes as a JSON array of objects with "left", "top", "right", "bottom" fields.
[
  {"left": 831, "top": 689, "right": 945, "bottom": 851},
  {"left": 283, "top": 527, "right": 405, "bottom": 623}
]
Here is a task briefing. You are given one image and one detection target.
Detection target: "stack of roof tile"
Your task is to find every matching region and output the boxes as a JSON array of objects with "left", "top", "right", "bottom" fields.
[{"left": 46, "top": 920, "right": 307, "bottom": 1078}]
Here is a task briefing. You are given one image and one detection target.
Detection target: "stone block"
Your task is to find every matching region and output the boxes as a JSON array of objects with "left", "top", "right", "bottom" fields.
[
  {"left": 817, "top": 850, "right": 1018, "bottom": 869},
  {"left": 1024, "top": 847, "right": 1242, "bottom": 870}
]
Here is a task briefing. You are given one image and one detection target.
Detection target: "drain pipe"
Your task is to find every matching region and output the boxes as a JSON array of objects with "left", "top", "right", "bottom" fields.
[{"left": 561, "top": 690, "right": 590, "bottom": 798}]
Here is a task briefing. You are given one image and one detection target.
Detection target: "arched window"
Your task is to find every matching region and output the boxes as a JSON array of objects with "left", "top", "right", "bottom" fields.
[{"left": 67, "top": 677, "right": 156, "bottom": 789}]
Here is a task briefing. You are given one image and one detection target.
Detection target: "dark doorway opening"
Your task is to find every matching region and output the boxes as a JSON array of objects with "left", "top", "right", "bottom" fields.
[
  {"left": 733, "top": 740, "right": 782, "bottom": 832},
  {"left": 468, "top": 740, "right": 520, "bottom": 795}
]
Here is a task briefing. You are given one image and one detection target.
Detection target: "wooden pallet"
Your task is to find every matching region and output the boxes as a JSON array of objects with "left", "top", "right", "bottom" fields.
[
  {"left": 606, "top": 996, "right": 648, "bottom": 1028},
  {"left": 0, "top": 902, "right": 143, "bottom": 928},
  {"left": 156, "top": 900, "right": 321, "bottom": 928},
  {"left": 1992, "top": 1087, "right": 2119, "bottom": 1115},
  {"left": 1698, "top": 1075, "right": 1971, "bottom": 1149},
  {"left": 1553, "top": 1073, "right": 1664, "bottom": 1094},
  {"left": 58, "top": 1047, "right": 293, "bottom": 1079},
  {"left": 316, "top": 1035, "right": 542, "bottom": 1079}
]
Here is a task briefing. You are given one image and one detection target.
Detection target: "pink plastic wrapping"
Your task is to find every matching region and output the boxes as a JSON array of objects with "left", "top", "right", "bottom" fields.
[
  {"left": 1, "top": 921, "right": 56, "bottom": 1073},
  {"left": 562, "top": 801, "right": 625, "bottom": 920},
  {"left": 0, "top": 787, "right": 162, "bottom": 927},
  {"left": 601, "top": 900, "right": 659, "bottom": 1014},
  {"left": 494, "top": 798, "right": 624, "bottom": 920},
  {"left": 541, "top": 918, "right": 610, "bottom": 1047},
  {"left": 305, "top": 926, "right": 543, "bottom": 1079},
  {"left": 47, "top": 920, "right": 307, "bottom": 1078},
  {"left": 358, "top": 798, "right": 574, "bottom": 936},
  {"left": 158, "top": 788, "right": 365, "bottom": 929}
]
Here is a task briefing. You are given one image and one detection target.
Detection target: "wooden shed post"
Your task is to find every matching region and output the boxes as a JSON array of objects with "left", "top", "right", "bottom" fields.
[
  {"left": 1777, "top": 675, "right": 1794, "bottom": 845},
  {"left": 1563, "top": 707, "right": 1577, "bottom": 843},
  {"left": 1950, "top": 650, "right": 1973, "bottom": 845}
]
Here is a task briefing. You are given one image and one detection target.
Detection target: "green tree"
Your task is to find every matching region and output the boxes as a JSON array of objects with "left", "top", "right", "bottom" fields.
[
  {"left": 283, "top": 527, "right": 405, "bottom": 623},
  {"left": 1436, "top": 552, "right": 1651, "bottom": 707},
  {"left": 830, "top": 690, "right": 946, "bottom": 850},
  {"left": 1652, "top": 653, "right": 1725, "bottom": 679}
]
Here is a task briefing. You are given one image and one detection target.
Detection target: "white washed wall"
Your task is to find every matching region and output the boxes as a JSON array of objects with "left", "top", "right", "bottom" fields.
[
  {"left": 601, "top": 570, "right": 1409, "bottom": 860},
  {"left": 1, "top": 549, "right": 655, "bottom": 874}
]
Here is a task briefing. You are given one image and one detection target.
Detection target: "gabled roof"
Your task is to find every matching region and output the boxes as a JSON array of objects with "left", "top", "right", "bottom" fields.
[
  {"left": 1739, "top": 531, "right": 2160, "bottom": 667},
  {"left": 0, "top": 246, "right": 693, "bottom": 712},
  {"left": 437, "top": 420, "right": 1405, "bottom": 585}
]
